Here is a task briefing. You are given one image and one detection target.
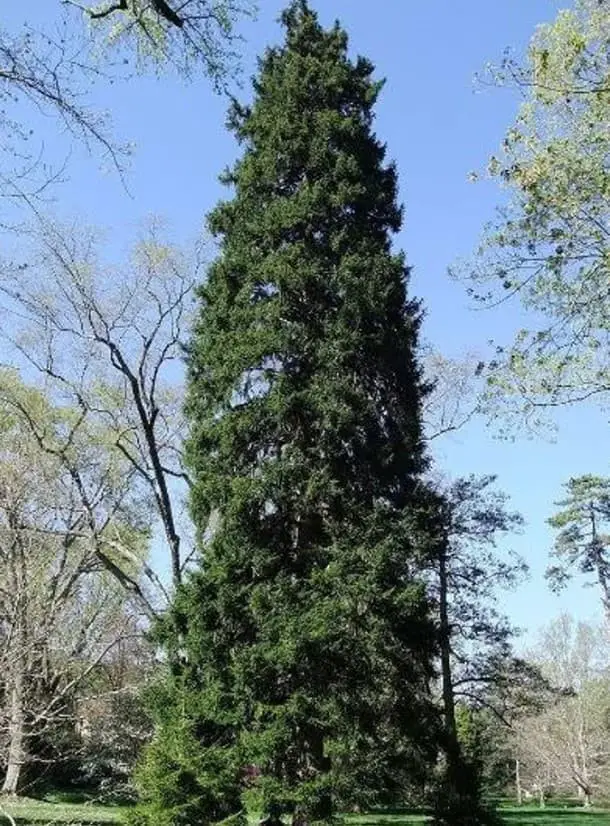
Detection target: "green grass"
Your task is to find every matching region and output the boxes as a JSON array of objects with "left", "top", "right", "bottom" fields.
[
  {"left": 348, "top": 814, "right": 428, "bottom": 825},
  {"left": 348, "top": 808, "right": 610, "bottom": 826},
  {"left": 0, "top": 797, "right": 122, "bottom": 824},
  {"left": 1, "top": 801, "right": 608, "bottom": 826},
  {"left": 500, "top": 806, "right": 610, "bottom": 826}
]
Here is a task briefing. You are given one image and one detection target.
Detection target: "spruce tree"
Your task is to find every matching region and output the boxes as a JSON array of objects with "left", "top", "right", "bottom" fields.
[{"left": 131, "top": 3, "right": 440, "bottom": 823}]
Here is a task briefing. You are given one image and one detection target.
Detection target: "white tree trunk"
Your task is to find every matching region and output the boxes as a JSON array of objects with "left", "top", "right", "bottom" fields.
[
  {"left": 2, "top": 663, "right": 25, "bottom": 795},
  {"left": 515, "top": 758, "right": 523, "bottom": 805}
]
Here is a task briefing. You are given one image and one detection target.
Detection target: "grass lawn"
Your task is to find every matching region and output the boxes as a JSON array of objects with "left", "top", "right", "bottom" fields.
[
  {"left": 1, "top": 802, "right": 608, "bottom": 826},
  {"left": 349, "top": 809, "right": 610, "bottom": 826},
  {"left": 349, "top": 814, "right": 428, "bottom": 825},
  {"left": 0, "top": 797, "right": 122, "bottom": 824},
  {"left": 500, "top": 806, "right": 610, "bottom": 826}
]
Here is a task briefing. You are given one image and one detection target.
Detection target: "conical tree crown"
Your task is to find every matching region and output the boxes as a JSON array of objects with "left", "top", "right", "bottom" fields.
[
  {"left": 190, "top": 1, "right": 426, "bottom": 526},
  {"left": 133, "top": 5, "right": 439, "bottom": 824}
]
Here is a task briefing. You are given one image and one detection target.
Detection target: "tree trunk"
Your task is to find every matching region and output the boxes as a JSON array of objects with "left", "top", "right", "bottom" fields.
[
  {"left": 538, "top": 787, "right": 545, "bottom": 809},
  {"left": 312, "top": 739, "right": 332, "bottom": 822},
  {"left": 439, "top": 538, "right": 456, "bottom": 742},
  {"left": 436, "top": 534, "right": 480, "bottom": 817},
  {"left": 438, "top": 536, "right": 463, "bottom": 783},
  {"left": 2, "top": 658, "right": 26, "bottom": 795},
  {"left": 578, "top": 785, "right": 592, "bottom": 808},
  {"left": 515, "top": 757, "right": 523, "bottom": 805},
  {"left": 305, "top": 727, "right": 331, "bottom": 824}
]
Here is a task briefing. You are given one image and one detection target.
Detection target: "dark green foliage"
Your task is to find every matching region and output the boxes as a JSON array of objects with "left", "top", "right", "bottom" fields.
[
  {"left": 426, "top": 706, "right": 499, "bottom": 826},
  {"left": 431, "top": 770, "right": 500, "bottom": 826},
  {"left": 547, "top": 475, "right": 610, "bottom": 615},
  {"left": 126, "top": 676, "right": 245, "bottom": 826},
  {"left": 437, "top": 475, "right": 525, "bottom": 685},
  {"left": 423, "top": 476, "right": 522, "bottom": 826},
  {"left": 455, "top": 704, "right": 513, "bottom": 798},
  {"left": 131, "top": 2, "right": 440, "bottom": 824},
  {"left": 431, "top": 723, "right": 500, "bottom": 826}
]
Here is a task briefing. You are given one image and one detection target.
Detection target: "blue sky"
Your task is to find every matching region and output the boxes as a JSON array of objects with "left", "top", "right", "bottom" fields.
[{"left": 8, "top": 1, "right": 609, "bottom": 641}]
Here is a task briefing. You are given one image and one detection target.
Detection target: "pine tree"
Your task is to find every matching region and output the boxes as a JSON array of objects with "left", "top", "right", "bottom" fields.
[{"left": 131, "top": 3, "right": 440, "bottom": 823}]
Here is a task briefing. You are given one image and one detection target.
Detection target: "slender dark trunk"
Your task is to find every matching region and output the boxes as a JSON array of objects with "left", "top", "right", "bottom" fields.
[
  {"left": 438, "top": 535, "right": 461, "bottom": 788},
  {"left": 310, "top": 729, "right": 331, "bottom": 822},
  {"left": 433, "top": 529, "right": 487, "bottom": 825},
  {"left": 589, "top": 503, "right": 610, "bottom": 620},
  {"left": 439, "top": 538, "right": 456, "bottom": 744},
  {"left": 438, "top": 533, "right": 464, "bottom": 786},
  {"left": 126, "top": 368, "right": 182, "bottom": 589},
  {"left": 293, "top": 727, "right": 331, "bottom": 825},
  {"left": 102, "top": 340, "right": 182, "bottom": 590}
]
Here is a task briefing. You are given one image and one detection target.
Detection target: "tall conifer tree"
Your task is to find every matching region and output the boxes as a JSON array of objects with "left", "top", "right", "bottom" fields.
[{"left": 131, "top": 3, "right": 441, "bottom": 824}]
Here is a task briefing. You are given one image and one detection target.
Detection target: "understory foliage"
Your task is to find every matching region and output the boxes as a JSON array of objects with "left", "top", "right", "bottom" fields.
[{"left": 130, "top": 2, "right": 445, "bottom": 824}]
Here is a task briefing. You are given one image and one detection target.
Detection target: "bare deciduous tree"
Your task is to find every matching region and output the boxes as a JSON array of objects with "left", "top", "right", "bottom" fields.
[
  {"left": 0, "top": 218, "right": 200, "bottom": 605},
  {"left": 515, "top": 616, "right": 610, "bottom": 807},
  {"left": 0, "top": 1, "right": 255, "bottom": 205},
  {"left": 421, "top": 349, "right": 484, "bottom": 443},
  {"left": 65, "top": 0, "right": 256, "bottom": 79},
  {"left": 0, "top": 403, "right": 143, "bottom": 794}
]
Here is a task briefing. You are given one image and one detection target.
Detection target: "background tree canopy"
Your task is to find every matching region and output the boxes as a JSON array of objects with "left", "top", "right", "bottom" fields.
[{"left": 456, "top": 0, "right": 610, "bottom": 430}]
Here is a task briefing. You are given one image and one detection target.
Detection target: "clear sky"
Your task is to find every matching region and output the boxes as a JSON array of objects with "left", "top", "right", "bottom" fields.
[{"left": 7, "top": 1, "right": 609, "bottom": 642}]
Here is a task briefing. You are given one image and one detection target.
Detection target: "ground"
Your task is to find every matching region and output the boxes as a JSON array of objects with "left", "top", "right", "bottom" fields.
[
  {"left": 0, "top": 797, "right": 123, "bottom": 824},
  {"left": 0, "top": 801, "right": 608, "bottom": 825}
]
